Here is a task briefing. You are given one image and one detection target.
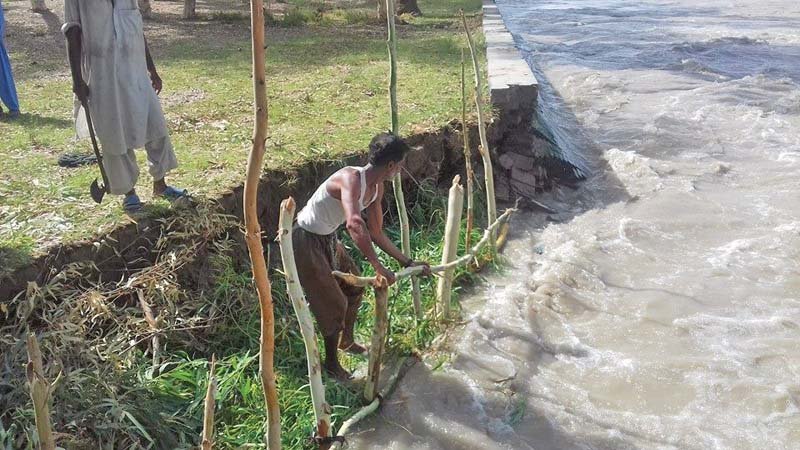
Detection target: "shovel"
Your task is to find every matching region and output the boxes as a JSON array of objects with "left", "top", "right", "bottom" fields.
[{"left": 81, "top": 99, "right": 110, "bottom": 204}]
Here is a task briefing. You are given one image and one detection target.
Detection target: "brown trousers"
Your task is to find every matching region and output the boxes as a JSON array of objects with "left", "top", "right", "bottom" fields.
[{"left": 293, "top": 226, "right": 364, "bottom": 338}]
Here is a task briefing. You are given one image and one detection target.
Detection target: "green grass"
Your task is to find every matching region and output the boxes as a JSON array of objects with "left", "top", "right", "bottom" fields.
[
  {"left": 4, "top": 182, "right": 494, "bottom": 449},
  {"left": 0, "top": 0, "right": 486, "bottom": 271}
]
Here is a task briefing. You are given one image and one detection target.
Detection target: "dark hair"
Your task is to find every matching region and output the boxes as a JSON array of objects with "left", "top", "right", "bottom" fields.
[{"left": 368, "top": 132, "right": 410, "bottom": 167}]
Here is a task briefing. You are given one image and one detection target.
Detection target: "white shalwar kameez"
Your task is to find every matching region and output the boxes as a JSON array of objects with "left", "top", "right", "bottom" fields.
[{"left": 62, "top": 0, "right": 177, "bottom": 195}]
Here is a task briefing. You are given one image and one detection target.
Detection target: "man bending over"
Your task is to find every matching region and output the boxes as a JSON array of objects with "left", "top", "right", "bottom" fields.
[{"left": 294, "top": 132, "right": 430, "bottom": 380}]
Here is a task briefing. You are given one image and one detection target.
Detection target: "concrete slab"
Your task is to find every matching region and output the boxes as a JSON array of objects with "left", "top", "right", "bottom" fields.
[{"left": 482, "top": 0, "right": 538, "bottom": 112}]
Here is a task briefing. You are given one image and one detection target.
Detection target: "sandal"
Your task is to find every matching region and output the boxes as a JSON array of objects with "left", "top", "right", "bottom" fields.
[
  {"left": 160, "top": 186, "right": 189, "bottom": 202},
  {"left": 123, "top": 194, "right": 143, "bottom": 213}
]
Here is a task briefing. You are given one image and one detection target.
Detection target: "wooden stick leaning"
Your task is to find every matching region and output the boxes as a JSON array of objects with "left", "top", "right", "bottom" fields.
[
  {"left": 26, "top": 334, "right": 55, "bottom": 450},
  {"left": 461, "top": 49, "right": 475, "bottom": 249},
  {"left": 437, "top": 176, "right": 464, "bottom": 319},
  {"left": 330, "top": 356, "right": 408, "bottom": 450},
  {"left": 460, "top": 10, "right": 497, "bottom": 246},
  {"left": 245, "top": 0, "right": 281, "bottom": 447},
  {"left": 364, "top": 283, "right": 390, "bottom": 401},
  {"left": 201, "top": 355, "right": 218, "bottom": 450},
  {"left": 334, "top": 206, "right": 516, "bottom": 288},
  {"left": 276, "top": 198, "right": 332, "bottom": 445},
  {"left": 385, "top": 0, "right": 423, "bottom": 319},
  {"left": 137, "top": 290, "right": 161, "bottom": 369}
]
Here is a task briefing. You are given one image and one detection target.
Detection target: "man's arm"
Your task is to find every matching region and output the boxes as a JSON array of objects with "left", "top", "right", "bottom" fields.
[
  {"left": 340, "top": 172, "right": 397, "bottom": 284},
  {"left": 65, "top": 27, "right": 89, "bottom": 104},
  {"left": 144, "top": 37, "right": 162, "bottom": 94}
]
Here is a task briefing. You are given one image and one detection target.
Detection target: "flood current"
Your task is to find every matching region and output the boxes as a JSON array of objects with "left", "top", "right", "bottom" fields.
[{"left": 349, "top": 1, "right": 800, "bottom": 448}]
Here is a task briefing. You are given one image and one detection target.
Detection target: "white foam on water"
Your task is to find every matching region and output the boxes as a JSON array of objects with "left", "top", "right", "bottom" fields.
[{"left": 347, "top": 1, "right": 800, "bottom": 448}]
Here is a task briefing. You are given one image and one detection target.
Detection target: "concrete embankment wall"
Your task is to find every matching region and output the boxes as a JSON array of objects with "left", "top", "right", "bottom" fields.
[{"left": 482, "top": 0, "right": 585, "bottom": 201}]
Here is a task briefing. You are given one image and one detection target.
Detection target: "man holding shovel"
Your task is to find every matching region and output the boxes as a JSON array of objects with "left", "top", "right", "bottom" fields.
[{"left": 62, "top": 0, "right": 187, "bottom": 212}]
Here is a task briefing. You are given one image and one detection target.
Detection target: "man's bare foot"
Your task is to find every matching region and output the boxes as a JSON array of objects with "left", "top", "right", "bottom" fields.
[
  {"left": 339, "top": 340, "right": 368, "bottom": 355},
  {"left": 324, "top": 362, "right": 353, "bottom": 381}
]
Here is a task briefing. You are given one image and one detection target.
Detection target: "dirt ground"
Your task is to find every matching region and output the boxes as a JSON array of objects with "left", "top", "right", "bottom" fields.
[{"left": 1, "top": 0, "right": 307, "bottom": 81}]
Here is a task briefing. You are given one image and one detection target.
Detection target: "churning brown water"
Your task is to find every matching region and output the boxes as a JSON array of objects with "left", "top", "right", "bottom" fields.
[{"left": 349, "top": 0, "right": 800, "bottom": 448}]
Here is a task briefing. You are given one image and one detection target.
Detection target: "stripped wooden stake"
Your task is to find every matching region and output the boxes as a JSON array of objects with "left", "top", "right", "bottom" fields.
[
  {"left": 26, "top": 334, "right": 55, "bottom": 450},
  {"left": 201, "top": 355, "right": 218, "bottom": 450},
  {"left": 437, "top": 176, "right": 464, "bottom": 319},
  {"left": 277, "top": 198, "right": 332, "bottom": 446},
  {"left": 364, "top": 282, "right": 390, "bottom": 401},
  {"left": 137, "top": 290, "right": 161, "bottom": 368}
]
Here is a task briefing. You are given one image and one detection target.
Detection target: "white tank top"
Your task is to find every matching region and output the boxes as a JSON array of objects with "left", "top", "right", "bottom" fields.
[{"left": 296, "top": 166, "right": 379, "bottom": 236}]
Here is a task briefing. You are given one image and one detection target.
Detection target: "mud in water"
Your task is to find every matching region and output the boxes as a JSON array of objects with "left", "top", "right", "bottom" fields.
[{"left": 348, "top": 1, "right": 800, "bottom": 449}]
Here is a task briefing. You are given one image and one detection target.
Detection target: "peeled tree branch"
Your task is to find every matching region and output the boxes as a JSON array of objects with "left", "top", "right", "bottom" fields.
[
  {"left": 201, "top": 355, "right": 218, "bottom": 450},
  {"left": 245, "top": 0, "right": 281, "bottom": 447},
  {"left": 26, "top": 334, "right": 56, "bottom": 450},
  {"left": 333, "top": 206, "right": 517, "bottom": 288},
  {"left": 276, "top": 198, "right": 332, "bottom": 446}
]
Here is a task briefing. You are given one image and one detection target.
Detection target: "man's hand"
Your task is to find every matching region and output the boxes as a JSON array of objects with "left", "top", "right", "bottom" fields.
[
  {"left": 375, "top": 264, "right": 397, "bottom": 286},
  {"left": 150, "top": 71, "right": 162, "bottom": 95},
  {"left": 73, "top": 79, "right": 90, "bottom": 105},
  {"left": 407, "top": 260, "right": 432, "bottom": 277}
]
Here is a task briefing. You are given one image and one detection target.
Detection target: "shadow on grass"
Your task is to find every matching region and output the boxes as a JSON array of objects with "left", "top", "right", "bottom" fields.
[{"left": 2, "top": 112, "right": 73, "bottom": 128}]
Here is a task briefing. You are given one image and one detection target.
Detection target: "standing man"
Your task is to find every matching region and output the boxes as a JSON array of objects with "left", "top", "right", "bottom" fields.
[
  {"left": 293, "top": 132, "right": 430, "bottom": 381},
  {"left": 0, "top": 0, "right": 20, "bottom": 119},
  {"left": 62, "top": 0, "right": 187, "bottom": 212}
]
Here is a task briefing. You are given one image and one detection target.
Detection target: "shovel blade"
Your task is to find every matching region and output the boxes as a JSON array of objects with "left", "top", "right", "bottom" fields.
[{"left": 90, "top": 178, "right": 106, "bottom": 204}]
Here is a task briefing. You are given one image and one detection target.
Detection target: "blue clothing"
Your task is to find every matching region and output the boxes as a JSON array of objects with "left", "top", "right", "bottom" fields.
[{"left": 0, "top": 1, "right": 20, "bottom": 113}]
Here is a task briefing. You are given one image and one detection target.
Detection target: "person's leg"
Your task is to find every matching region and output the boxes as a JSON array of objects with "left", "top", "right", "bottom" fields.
[
  {"left": 102, "top": 149, "right": 141, "bottom": 211},
  {"left": 143, "top": 136, "right": 178, "bottom": 196},
  {"left": 0, "top": 39, "right": 20, "bottom": 115},
  {"left": 335, "top": 241, "right": 367, "bottom": 354},
  {"left": 293, "top": 229, "right": 352, "bottom": 380}
]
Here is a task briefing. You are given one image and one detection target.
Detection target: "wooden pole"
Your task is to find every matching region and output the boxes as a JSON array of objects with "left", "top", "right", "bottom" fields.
[
  {"left": 277, "top": 198, "right": 332, "bottom": 447},
  {"left": 333, "top": 206, "right": 516, "bottom": 288},
  {"left": 201, "top": 355, "right": 218, "bottom": 450},
  {"left": 183, "top": 0, "right": 197, "bottom": 19},
  {"left": 385, "top": 0, "right": 422, "bottom": 319},
  {"left": 437, "top": 176, "right": 464, "bottom": 319},
  {"left": 460, "top": 10, "right": 497, "bottom": 246},
  {"left": 137, "top": 290, "right": 161, "bottom": 369},
  {"left": 26, "top": 334, "right": 55, "bottom": 450},
  {"left": 461, "top": 49, "right": 475, "bottom": 249},
  {"left": 364, "top": 282, "right": 389, "bottom": 402},
  {"left": 245, "top": 0, "right": 281, "bottom": 447}
]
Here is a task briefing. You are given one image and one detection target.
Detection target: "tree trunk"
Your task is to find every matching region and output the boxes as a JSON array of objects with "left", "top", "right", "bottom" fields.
[
  {"left": 246, "top": 0, "right": 282, "bottom": 447},
  {"left": 377, "top": 0, "right": 387, "bottom": 20},
  {"left": 30, "top": 0, "right": 48, "bottom": 12},
  {"left": 138, "top": 0, "right": 152, "bottom": 18},
  {"left": 183, "top": 0, "right": 197, "bottom": 20},
  {"left": 395, "top": 0, "right": 421, "bottom": 16}
]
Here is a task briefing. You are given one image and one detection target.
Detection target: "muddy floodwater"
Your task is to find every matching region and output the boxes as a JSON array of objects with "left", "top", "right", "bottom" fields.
[{"left": 348, "top": 0, "right": 800, "bottom": 449}]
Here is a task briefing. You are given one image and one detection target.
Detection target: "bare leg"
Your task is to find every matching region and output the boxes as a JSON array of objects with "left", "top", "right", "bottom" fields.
[{"left": 323, "top": 333, "right": 352, "bottom": 381}]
